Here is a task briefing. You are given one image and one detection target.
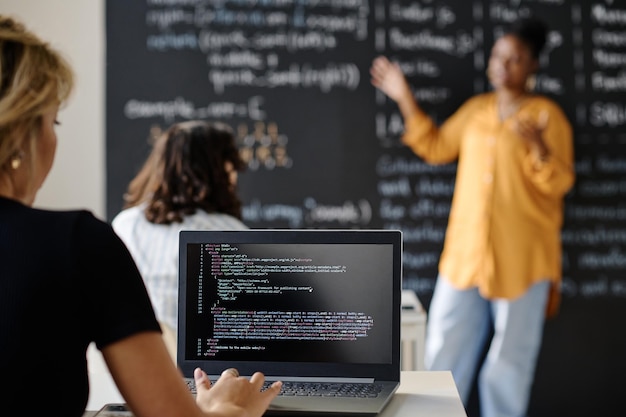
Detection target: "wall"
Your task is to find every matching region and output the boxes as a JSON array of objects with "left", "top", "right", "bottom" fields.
[{"left": 2, "top": 0, "right": 105, "bottom": 219}]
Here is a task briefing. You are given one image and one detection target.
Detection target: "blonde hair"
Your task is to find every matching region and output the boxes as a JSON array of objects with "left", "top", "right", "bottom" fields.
[{"left": 0, "top": 15, "right": 74, "bottom": 170}]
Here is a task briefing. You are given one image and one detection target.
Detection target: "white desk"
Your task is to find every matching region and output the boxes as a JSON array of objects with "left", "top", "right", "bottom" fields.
[
  {"left": 380, "top": 371, "right": 467, "bottom": 417},
  {"left": 85, "top": 370, "right": 466, "bottom": 417}
]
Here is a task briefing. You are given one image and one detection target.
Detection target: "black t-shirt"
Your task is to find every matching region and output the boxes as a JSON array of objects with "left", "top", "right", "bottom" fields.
[{"left": 0, "top": 197, "right": 160, "bottom": 416}]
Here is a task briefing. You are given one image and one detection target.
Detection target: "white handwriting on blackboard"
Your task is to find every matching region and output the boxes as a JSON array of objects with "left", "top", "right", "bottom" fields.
[
  {"left": 389, "top": 3, "right": 456, "bottom": 28},
  {"left": 409, "top": 198, "right": 450, "bottom": 219},
  {"left": 389, "top": 2, "right": 434, "bottom": 23},
  {"left": 146, "top": 8, "right": 194, "bottom": 29},
  {"left": 413, "top": 87, "right": 451, "bottom": 103},
  {"left": 376, "top": 155, "right": 457, "bottom": 176},
  {"left": 591, "top": 71, "right": 626, "bottom": 92},
  {"left": 124, "top": 97, "right": 195, "bottom": 121},
  {"left": 246, "top": 31, "right": 338, "bottom": 52},
  {"left": 596, "top": 155, "right": 626, "bottom": 173},
  {"left": 589, "top": 101, "right": 626, "bottom": 127},
  {"left": 196, "top": 9, "right": 363, "bottom": 39},
  {"left": 592, "top": 29, "right": 626, "bottom": 47},
  {"left": 398, "top": 58, "right": 441, "bottom": 78},
  {"left": 375, "top": 113, "right": 404, "bottom": 138},
  {"left": 577, "top": 179, "right": 626, "bottom": 197},
  {"left": 403, "top": 251, "right": 439, "bottom": 269},
  {"left": 194, "top": 0, "right": 369, "bottom": 9},
  {"left": 562, "top": 226, "right": 626, "bottom": 246},
  {"left": 379, "top": 199, "right": 405, "bottom": 221},
  {"left": 567, "top": 204, "right": 626, "bottom": 221},
  {"left": 243, "top": 200, "right": 303, "bottom": 227},
  {"left": 579, "top": 276, "right": 608, "bottom": 297},
  {"left": 147, "top": 0, "right": 204, "bottom": 5},
  {"left": 535, "top": 74, "right": 563, "bottom": 95},
  {"left": 304, "top": 198, "right": 371, "bottom": 225},
  {"left": 242, "top": 197, "right": 371, "bottom": 227},
  {"left": 123, "top": 96, "right": 265, "bottom": 122},
  {"left": 402, "top": 274, "right": 436, "bottom": 295},
  {"left": 592, "top": 4, "right": 626, "bottom": 26},
  {"left": 593, "top": 49, "right": 626, "bottom": 68},
  {"left": 579, "top": 247, "right": 626, "bottom": 269},
  {"left": 198, "top": 30, "right": 249, "bottom": 51},
  {"left": 208, "top": 63, "right": 359, "bottom": 93},
  {"left": 305, "top": 12, "right": 360, "bottom": 34},
  {"left": 197, "top": 8, "right": 290, "bottom": 28},
  {"left": 489, "top": 3, "right": 531, "bottom": 23},
  {"left": 415, "top": 177, "right": 455, "bottom": 197},
  {"left": 511, "top": 0, "right": 565, "bottom": 4},
  {"left": 209, "top": 69, "right": 256, "bottom": 93},
  {"left": 377, "top": 176, "right": 411, "bottom": 197},
  {"left": 208, "top": 51, "right": 265, "bottom": 69},
  {"left": 384, "top": 221, "right": 446, "bottom": 243},
  {"left": 610, "top": 279, "right": 626, "bottom": 297},
  {"left": 388, "top": 28, "right": 477, "bottom": 57},
  {"left": 147, "top": 32, "right": 198, "bottom": 50},
  {"left": 561, "top": 276, "right": 626, "bottom": 298}
]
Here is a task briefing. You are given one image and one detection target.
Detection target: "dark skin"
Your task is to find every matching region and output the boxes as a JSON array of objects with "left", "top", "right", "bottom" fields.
[
  {"left": 370, "top": 33, "right": 550, "bottom": 161},
  {"left": 488, "top": 34, "right": 550, "bottom": 159}
]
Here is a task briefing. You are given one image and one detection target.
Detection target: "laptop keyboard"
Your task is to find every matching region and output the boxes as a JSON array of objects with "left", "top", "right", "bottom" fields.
[
  {"left": 267, "top": 381, "right": 384, "bottom": 398},
  {"left": 187, "top": 380, "right": 384, "bottom": 398}
]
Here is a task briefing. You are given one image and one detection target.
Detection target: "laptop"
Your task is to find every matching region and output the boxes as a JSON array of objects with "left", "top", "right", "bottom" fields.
[{"left": 177, "top": 229, "right": 403, "bottom": 416}]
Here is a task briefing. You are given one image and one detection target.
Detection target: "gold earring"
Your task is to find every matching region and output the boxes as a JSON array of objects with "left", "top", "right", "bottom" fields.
[{"left": 10, "top": 150, "right": 24, "bottom": 170}]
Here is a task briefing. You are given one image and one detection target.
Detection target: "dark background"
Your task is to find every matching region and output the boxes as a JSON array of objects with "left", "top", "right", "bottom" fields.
[{"left": 106, "top": 1, "right": 626, "bottom": 415}]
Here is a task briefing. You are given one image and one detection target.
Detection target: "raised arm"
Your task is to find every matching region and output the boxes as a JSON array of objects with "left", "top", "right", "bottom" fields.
[
  {"left": 370, "top": 55, "right": 463, "bottom": 163},
  {"left": 370, "top": 56, "right": 420, "bottom": 121}
]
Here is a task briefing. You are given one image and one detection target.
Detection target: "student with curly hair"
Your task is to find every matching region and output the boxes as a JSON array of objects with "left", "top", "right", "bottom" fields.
[{"left": 112, "top": 120, "right": 248, "bottom": 332}]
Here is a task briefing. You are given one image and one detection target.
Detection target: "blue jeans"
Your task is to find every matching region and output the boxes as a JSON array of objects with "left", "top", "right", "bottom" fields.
[{"left": 424, "top": 277, "right": 549, "bottom": 417}]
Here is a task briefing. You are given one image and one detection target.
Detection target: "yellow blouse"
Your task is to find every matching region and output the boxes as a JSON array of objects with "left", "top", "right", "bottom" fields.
[{"left": 402, "top": 92, "right": 575, "bottom": 316}]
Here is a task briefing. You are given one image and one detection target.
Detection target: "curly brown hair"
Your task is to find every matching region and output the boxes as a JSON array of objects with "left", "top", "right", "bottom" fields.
[{"left": 122, "top": 120, "right": 245, "bottom": 224}]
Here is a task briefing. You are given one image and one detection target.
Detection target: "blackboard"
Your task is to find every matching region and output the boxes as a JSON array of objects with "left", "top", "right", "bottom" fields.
[{"left": 105, "top": 1, "right": 626, "bottom": 415}]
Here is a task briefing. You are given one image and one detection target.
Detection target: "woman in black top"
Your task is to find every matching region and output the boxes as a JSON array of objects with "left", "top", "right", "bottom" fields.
[{"left": 0, "top": 15, "right": 281, "bottom": 417}]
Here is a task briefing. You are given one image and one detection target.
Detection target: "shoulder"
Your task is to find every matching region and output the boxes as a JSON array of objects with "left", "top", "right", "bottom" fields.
[
  {"left": 65, "top": 211, "right": 128, "bottom": 254},
  {"left": 188, "top": 210, "right": 248, "bottom": 229},
  {"left": 455, "top": 93, "right": 494, "bottom": 114},
  {"left": 111, "top": 206, "right": 152, "bottom": 239},
  {"left": 464, "top": 92, "right": 493, "bottom": 106},
  {"left": 6, "top": 202, "right": 121, "bottom": 244},
  {"left": 470, "top": 92, "right": 493, "bottom": 103},
  {"left": 29, "top": 206, "right": 105, "bottom": 235},
  {"left": 443, "top": 93, "right": 493, "bottom": 124},
  {"left": 112, "top": 205, "right": 144, "bottom": 227},
  {"left": 27, "top": 207, "right": 129, "bottom": 257},
  {"left": 29, "top": 208, "right": 128, "bottom": 276}
]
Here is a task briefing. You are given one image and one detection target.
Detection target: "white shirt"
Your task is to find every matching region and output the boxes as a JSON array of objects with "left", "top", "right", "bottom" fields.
[{"left": 112, "top": 205, "right": 248, "bottom": 330}]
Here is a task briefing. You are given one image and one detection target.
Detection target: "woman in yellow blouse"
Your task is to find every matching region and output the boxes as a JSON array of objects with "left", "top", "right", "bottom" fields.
[{"left": 371, "top": 18, "right": 574, "bottom": 417}]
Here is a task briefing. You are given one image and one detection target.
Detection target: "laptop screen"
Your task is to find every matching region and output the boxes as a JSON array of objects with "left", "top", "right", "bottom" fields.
[{"left": 178, "top": 229, "right": 402, "bottom": 380}]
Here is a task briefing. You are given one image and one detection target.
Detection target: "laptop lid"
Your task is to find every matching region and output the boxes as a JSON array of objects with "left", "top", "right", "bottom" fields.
[{"left": 177, "top": 229, "right": 402, "bottom": 415}]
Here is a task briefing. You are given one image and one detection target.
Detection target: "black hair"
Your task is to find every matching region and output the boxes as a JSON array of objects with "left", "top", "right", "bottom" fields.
[{"left": 506, "top": 17, "right": 548, "bottom": 59}]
